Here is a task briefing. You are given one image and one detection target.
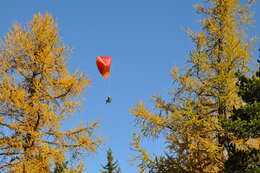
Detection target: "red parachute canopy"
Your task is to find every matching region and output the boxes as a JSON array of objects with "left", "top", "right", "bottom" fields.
[{"left": 96, "top": 56, "right": 112, "bottom": 78}]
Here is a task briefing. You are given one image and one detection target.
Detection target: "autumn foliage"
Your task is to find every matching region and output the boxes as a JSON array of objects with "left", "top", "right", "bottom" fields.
[
  {"left": 0, "top": 13, "right": 102, "bottom": 172},
  {"left": 0, "top": 0, "right": 259, "bottom": 173},
  {"left": 130, "top": 0, "right": 257, "bottom": 172}
]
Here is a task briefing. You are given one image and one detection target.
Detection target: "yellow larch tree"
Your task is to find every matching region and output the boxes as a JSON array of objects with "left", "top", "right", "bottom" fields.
[
  {"left": 0, "top": 13, "right": 102, "bottom": 173},
  {"left": 130, "top": 0, "right": 256, "bottom": 172}
]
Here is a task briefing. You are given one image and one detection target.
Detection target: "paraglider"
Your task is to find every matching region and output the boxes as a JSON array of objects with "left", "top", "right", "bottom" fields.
[
  {"left": 96, "top": 56, "right": 112, "bottom": 103},
  {"left": 96, "top": 56, "right": 112, "bottom": 78}
]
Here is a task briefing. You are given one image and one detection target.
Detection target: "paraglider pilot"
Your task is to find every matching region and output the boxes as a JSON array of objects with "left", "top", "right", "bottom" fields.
[
  {"left": 96, "top": 56, "right": 112, "bottom": 104},
  {"left": 106, "top": 96, "right": 112, "bottom": 104}
]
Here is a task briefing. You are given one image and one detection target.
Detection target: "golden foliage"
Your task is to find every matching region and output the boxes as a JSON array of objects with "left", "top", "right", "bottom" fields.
[
  {"left": 0, "top": 13, "right": 102, "bottom": 172},
  {"left": 130, "top": 0, "right": 255, "bottom": 172},
  {"left": 130, "top": 133, "right": 152, "bottom": 173}
]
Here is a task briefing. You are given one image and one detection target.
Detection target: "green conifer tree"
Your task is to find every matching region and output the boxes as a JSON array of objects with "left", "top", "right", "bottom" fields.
[
  {"left": 53, "top": 161, "right": 68, "bottom": 173},
  {"left": 101, "top": 148, "right": 121, "bottom": 173},
  {"left": 222, "top": 53, "right": 260, "bottom": 172}
]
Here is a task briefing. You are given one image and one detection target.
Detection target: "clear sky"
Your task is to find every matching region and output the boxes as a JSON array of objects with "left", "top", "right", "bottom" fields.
[{"left": 0, "top": 0, "right": 259, "bottom": 172}]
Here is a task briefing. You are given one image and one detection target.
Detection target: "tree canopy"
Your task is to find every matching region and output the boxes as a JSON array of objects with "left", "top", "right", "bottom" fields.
[
  {"left": 0, "top": 13, "right": 102, "bottom": 172},
  {"left": 130, "top": 0, "right": 257, "bottom": 172}
]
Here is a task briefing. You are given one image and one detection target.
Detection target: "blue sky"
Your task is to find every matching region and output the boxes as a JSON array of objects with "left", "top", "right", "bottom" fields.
[{"left": 0, "top": 0, "right": 259, "bottom": 172}]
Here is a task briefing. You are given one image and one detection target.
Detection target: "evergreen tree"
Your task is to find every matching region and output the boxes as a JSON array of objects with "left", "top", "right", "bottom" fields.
[
  {"left": 222, "top": 55, "right": 260, "bottom": 172},
  {"left": 0, "top": 13, "right": 102, "bottom": 172},
  {"left": 53, "top": 161, "right": 68, "bottom": 173},
  {"left": 101, "top": 148, "right": 121, "bottom": 173},
  {"left": 130, "top": 0, "right": 256, "bottom": 172}
]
